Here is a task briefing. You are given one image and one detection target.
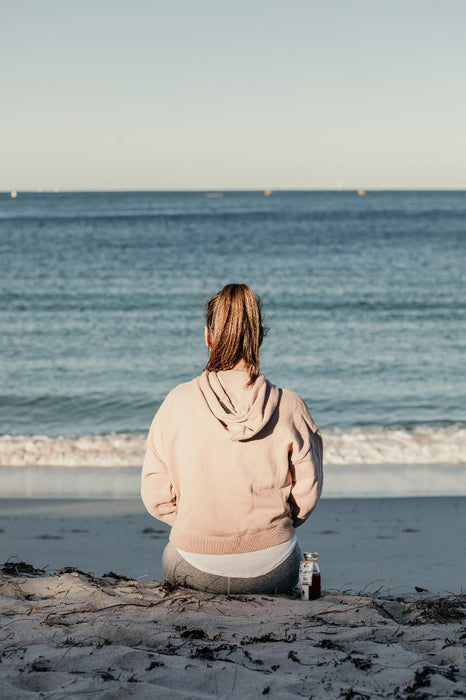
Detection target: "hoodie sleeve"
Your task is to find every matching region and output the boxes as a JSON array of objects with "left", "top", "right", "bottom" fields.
[
  {"left": 288, "top": 399, "right": 324, "bottom": 528},
  {"left": 141, "top": 401, "right": 177, "bottom": 526}
]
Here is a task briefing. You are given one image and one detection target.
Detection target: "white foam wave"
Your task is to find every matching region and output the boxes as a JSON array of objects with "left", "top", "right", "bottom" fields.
[
  {"left": 0, "top": 426, "right": 465, "bottom": 467},
  {"left": 0, "top": 433, "right": 146, "bottom": 468},
  {"left": 324, "top": 426, "right": 466, "bottom": 466}
]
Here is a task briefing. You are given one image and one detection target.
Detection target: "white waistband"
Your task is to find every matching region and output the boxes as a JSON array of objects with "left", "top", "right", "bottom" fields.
[{"left": 176, "top": 535, "right": 297, "bottom": 578}]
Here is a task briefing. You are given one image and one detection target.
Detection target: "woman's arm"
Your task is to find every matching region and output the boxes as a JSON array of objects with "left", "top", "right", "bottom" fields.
[
  {"left": 288, "top": 402, "right": 324, "bottom": 527},
  {"left": 141, "top": 409, "right": 177, "bottom": 526}
]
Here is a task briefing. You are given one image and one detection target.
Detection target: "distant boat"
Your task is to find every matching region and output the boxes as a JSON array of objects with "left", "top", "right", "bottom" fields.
[
  {"left": 264, "top": 189, "right": 274, "bottom": 197},
  {"left": 10, "top": 189, "right": 17, "bottom": 199},
  {"left": 357, "top": 188, "right": 366, "bottom": 196}
]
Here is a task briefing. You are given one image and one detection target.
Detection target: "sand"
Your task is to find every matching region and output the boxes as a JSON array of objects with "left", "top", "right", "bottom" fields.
[{"left": 0, "top": 565, "right": 464, "bottom": 699}]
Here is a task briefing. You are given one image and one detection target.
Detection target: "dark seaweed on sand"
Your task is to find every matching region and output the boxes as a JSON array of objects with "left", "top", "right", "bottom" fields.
[
  {"left": 189, "top": 643, "right": 236, "bottom": 661},
  {"left": 1, "top": 561, "right": 46, "bottom": 577},
  {"left": 401, "top": 664, "right": 460, "bottom": 698},
  {"left": 241, "top": 631, "right": 297, "bottom": 644},
  {"left": 160, "top": 579, "right": 180, "bottom": 595},
  {"left": 180, "top": 629, "right": 209, "bottom": 639},
  {"left": 102, "top": 571, "right": 131, "bottom": 581},
  {"left": 413, "top": 597, "right": 465, "bottom": 624},
  {"left": 375, "top": 595, "right": 465, "bottom": 626}
]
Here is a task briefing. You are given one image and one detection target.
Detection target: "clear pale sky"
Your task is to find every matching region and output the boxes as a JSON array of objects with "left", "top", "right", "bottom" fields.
[{"left": 2, "top": 0, "right": 466, "bottom": 190}]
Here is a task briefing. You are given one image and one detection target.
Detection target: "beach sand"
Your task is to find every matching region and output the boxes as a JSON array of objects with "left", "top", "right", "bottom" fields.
[
  {"left": 0, "top": 567, "right": 464, "bottom": 699},
  {"left": 1, "top": 496, "right": 465, "bottom": 698}
]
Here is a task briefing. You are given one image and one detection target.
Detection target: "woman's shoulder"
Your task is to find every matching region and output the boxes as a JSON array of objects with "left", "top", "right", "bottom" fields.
[
  {"left": 275, "top": 385, "right": 320, "bottom": 436},
  {"left": 162, "top": 377, "right": 197, "bottom": 405},
  {"left": 265, "top": 375, "right": 305, "bottom": 407},
  {"left": 278, "top": 386, "right": 310, "bottom": 414}
]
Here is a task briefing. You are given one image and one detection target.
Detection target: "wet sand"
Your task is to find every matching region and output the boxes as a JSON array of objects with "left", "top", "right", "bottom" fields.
[{"left": 1, "top": 496, "right": 465, "bottom": 594}]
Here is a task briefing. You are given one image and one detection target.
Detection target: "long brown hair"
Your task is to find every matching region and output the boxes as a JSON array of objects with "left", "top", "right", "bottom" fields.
[{"left": 204, "top": 283, "right": 267, "bottom": 385}]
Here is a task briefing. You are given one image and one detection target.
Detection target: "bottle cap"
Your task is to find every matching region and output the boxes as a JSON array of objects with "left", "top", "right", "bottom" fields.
[{"left": 303, "top": 552, "right": 318, "bottom": 559}]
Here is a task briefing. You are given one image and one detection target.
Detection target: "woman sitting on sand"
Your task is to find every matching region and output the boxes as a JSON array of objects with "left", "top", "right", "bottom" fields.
[{"left": 141, "top": 283, "right": 323, "bottom": 594}]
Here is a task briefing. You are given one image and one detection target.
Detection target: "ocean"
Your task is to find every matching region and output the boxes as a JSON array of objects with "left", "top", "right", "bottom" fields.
[{"left": 1, "top": 190, "right": 465, "bottom": 497}]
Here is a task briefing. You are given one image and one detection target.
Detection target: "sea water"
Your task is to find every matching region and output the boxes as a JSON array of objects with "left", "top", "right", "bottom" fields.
[{"left": 1, "top": 191, "right": 465, "bottom": 497}]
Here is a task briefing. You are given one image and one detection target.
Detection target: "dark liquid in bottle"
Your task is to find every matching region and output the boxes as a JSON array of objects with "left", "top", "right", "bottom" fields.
[{"left": 309, "top": 571, "right": 321, "bottom": 599}]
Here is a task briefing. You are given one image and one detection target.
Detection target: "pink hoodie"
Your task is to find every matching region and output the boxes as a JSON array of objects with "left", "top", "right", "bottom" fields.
[{"left": 141, "top": 370, "right": 323, "bottom": 554}]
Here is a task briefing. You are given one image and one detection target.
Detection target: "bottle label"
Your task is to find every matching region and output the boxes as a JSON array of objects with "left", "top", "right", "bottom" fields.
[
  {"left": 301, "top": 584, "right": 310, "bottom": 601},
  {"left": 299, "top": 561, "right": 314, "bottom": 599}
]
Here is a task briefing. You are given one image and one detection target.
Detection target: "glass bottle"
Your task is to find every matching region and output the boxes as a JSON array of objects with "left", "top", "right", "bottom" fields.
[{"left": 298, "top": 552, "right": 321, "bottom": 600}]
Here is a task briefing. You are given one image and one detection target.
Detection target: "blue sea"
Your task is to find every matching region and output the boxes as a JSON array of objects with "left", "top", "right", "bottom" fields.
[{"left": 1, "top": 191, "right": 465, "bottom": 497}]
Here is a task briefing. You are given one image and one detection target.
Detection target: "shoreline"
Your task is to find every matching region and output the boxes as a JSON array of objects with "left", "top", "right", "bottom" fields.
[{"left": 1, "top": 463, "right": 465, "bottom": 499}]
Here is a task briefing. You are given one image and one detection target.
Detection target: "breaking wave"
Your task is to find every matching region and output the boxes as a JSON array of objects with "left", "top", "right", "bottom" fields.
[{"left": 0, "top": 425, "right": 465, "bottom": 468}]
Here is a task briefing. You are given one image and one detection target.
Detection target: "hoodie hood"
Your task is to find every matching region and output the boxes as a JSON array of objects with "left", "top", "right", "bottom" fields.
[{"left": 195, "top": 370, "right": 280, "bottom": 441}]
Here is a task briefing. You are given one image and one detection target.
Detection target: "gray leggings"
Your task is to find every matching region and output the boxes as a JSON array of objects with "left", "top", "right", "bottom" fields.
[{"left": 162, "top": 542, "right": 302, "bottom": 595}]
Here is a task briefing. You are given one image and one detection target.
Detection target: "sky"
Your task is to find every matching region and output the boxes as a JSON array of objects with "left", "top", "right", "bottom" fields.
[{"left": 2, "top": 0, "right": 466, "bottom": 190}]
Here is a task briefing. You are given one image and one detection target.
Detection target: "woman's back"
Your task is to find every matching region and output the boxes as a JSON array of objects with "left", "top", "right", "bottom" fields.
[
  {"left": 141, "top": 283, "right": 323, "bottom": 593},
  {"left": 142, "top": 366, "right": 322, "bottom": 554}
]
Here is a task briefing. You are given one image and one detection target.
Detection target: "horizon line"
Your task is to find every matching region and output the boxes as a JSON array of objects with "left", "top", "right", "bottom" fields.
[{"left": 2, "top": 187, "right": 466, "bottom": 194}]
